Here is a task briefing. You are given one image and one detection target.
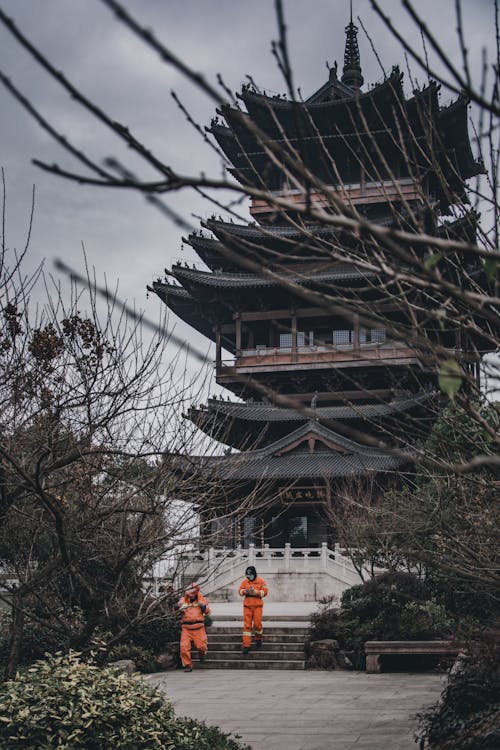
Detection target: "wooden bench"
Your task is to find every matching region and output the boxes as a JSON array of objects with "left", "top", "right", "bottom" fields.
[{"left": 364, "top": 640, "right": 461, "bottom": 673}]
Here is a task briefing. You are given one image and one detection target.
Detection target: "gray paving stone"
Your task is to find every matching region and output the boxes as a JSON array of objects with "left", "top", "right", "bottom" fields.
[{"left": 146, "top": 670, "right": 444, "bottom": 750}]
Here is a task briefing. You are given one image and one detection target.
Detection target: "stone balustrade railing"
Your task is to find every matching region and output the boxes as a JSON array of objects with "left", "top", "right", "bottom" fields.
[{"left": 172, "top": 543, "right": 363, "bottom": 594}]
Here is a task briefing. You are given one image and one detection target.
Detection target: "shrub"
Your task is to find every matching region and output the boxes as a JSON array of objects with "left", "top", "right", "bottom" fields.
[
  {"left": 0, "top": 608, "right": 84, "bottom": 672},
  {"left": 0, "top": 652, "right": 251, "bottom": 749},
  {"left": 417, "top": 631, "right": 500, "bottom": 749},
  {"left": 309, "top": 573, "right": 456, "bottom": 669},
  {"left": 178, "top": 718, "right": 251, "bottom": 750},
  {"left": 425, "top": 570, "right": 498, "bottom": 627},
  {"left": 107, "top": 643, "right": 158, "bottom": 673},
  {"left": 123, "top": 610, "right": 180, "bottom": 654}
]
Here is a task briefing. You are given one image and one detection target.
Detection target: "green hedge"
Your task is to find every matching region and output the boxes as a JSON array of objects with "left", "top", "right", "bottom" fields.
[
  {"left": 0, "top": 652, "right": 250, "bottom": 749},
  {"left": 417, "top": 632, "right": 500, "bottom": 749},
  {"left": 107, "top": 643, "right": 159, "bottom": 673},
  {"left": 309, "top": 572, "right": 455, "bottom": 668}
]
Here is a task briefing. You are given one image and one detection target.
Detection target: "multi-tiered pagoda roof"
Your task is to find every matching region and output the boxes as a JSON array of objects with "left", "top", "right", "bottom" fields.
[
  {"left": 210, "top": 69, "right": 482, "bottom": 214},
  {"left": 186, "top": 392, "right": 438, "bottom": 451},
  {"left": 149, "top": 13, "right": 487, "bottom": 549}
]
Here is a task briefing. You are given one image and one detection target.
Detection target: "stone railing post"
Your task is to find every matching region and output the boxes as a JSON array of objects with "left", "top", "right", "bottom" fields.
[
  {"left": 321, "top": 542, "right": 328, "bottom": 571},
  {"left": 207, "top": 547, "right": 215, "bottom": 582},
  {"left": 284, "top": 543, "right": 291, "bottom": 570}
]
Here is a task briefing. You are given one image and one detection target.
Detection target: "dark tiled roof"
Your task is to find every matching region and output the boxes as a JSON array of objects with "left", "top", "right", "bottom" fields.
[
  {"left": 149, "top": 282, "right": 191, "bottom": 300},
  {"left": 149, "top": 281, "right": 234, "bottom": 349},
  {"left": 205, "top": 220, "right": 340, "bottom": 240},
  {"left": 239, "top": 69, "right": 403, "bottom": 113},
  {"left": 194, "top": 394, "right": 435, "bottom": 423},
  {"left": 169, "top": 264, "right": 371, "bottom": 289},
  {"left": 203, "top": 450, "right": 404, "bottom": 480},
  {"left": 193, "top": 421, "right": 408, "bottom": 480}
]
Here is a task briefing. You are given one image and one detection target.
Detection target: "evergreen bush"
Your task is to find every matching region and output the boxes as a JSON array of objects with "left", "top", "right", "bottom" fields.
[
  {"left": 123, "top": 611, "right": 180, "bottom": 654},
  {"left": 417, "top": 632, "right": 500, "bottom": 749},
  {"left": 309, "top": 572, "right": 456, "bottom": 669},
  {"left": 0, "top": 652, "right": 251, "bottom": 749},
  {"left": 107, "top": 643, "right": 158, "bottom": 673}
]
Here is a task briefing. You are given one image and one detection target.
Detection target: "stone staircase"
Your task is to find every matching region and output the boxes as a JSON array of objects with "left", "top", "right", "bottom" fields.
[{"left": 192, "top": 613, "right": 309, "bottom": 670}]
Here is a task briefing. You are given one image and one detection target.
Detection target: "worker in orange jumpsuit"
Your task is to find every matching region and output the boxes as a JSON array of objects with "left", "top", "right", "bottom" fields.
[
  {"left": 238, "top": 565, "right": 268, "bottom": 654},
  {"left": 177, "top": 582, "right": 210, "bottom": 672}
]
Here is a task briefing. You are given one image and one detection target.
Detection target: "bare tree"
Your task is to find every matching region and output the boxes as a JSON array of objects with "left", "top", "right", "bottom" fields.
[
  {"left": 0, "top": 175, "right": 270, "bottom": 677},
  {"left": 0, "top": 0, "right": 498, "bottom": 604}
]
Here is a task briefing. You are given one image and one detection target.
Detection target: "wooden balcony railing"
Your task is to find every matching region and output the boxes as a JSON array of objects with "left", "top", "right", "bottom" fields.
[
  {"left": 217, "top": 342, "right": 421, "bottom": 378},
  {"left": 250, "top": 178, "right": 422, "bottom": 217}
]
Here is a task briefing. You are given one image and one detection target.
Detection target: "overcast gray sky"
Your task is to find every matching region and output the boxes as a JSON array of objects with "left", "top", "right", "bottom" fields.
[{"left": 0, "top": 0, "right": 495, "bottom": 376}]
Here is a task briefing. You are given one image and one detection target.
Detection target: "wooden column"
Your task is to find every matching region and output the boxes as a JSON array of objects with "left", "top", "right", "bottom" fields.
[
  {"left": 235, "top": 313, "right": 242, "bottom": 358},
  {"left": 215, "top": 326, "right": 222, "bottom": 372},
  {"left": 353, "top": 313, "right": 359, "bottom": 350},
  {"left": 291, "top": 312, "right": 298, "bottom": 362}
]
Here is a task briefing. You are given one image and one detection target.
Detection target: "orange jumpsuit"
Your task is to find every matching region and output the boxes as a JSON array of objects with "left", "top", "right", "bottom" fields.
[
  {"left": 178, "top": 593, "right": 210, "bottom": 668},
  {"left": 239, "top": 575, "right": 268, "bottom": 648}
]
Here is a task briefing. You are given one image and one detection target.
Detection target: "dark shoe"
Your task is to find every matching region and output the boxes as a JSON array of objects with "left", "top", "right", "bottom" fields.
[
  {"left": 255, "top": 640, "right": 262, "bottom": 649},
  {"left": 242, "top": 647, "right": 250, "bottom": 655},
  {"left": 199, "top": 653, "right": 206, "bottom": 664},
  {"left": 183, "top": 666, "right": 193, "bottom": 672}
]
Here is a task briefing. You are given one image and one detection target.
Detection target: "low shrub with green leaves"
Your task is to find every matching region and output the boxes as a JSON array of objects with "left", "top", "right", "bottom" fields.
[
  {"left": 123, "top": 610, "right": 180, "bottom": 654},
  {"left": 0, "top": 652, "right": 251, "bottom": 749},
  {"left": 0, "top": 608, "right": 83, "bottom": 672},
  {"left": 309, "top": 572, "right": 456, "bottom": 669},
  {"left": 108, "top": 643, "right": 158, "bottom": 673},
  {"left": 416, "top": 632, "right": 500, "bottom": 749}
]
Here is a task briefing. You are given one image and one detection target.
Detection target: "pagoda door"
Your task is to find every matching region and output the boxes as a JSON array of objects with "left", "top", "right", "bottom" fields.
[{"left": 271, "top": 514, "right": 308, "bottom": 547}]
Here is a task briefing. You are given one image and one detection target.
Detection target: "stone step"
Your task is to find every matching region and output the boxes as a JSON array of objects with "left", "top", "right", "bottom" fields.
[
  {"left": 199, "top": 648, "right": 304, "bottom": 661},
  {"left": 208, "top": 634, "right": 306, "bottom": 645},
  {"left": 192, "top": 658, "right": 305, "bottom": 670},
  {"left": 209, "top": 625, "right": 309, "bottom": 636},
  {"left": 213, "top": 613, "right": 311, "bottom": 622}
]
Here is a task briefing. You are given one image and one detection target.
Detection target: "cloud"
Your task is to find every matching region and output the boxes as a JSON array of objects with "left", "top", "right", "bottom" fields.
[{"left": 0, "top": 0, "right": 494, "bottom": 344}]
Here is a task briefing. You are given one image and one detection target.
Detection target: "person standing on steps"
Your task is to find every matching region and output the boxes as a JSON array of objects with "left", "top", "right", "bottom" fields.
[
  {"left": 177, "top": 582, "right": 211, "bottom": 672},
  {"left": 238, "top": 565, "right": 268, "bottom": 654}
]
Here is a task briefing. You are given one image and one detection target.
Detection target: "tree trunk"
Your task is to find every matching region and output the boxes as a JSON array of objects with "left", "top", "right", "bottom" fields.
[{"left": 4, "top": 593, "right": 24, "bottom": 681}]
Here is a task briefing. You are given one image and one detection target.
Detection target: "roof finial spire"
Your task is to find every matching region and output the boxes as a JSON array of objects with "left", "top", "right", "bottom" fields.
[{"left": 342, "top": 2, "right": 364, "bottom": 91}]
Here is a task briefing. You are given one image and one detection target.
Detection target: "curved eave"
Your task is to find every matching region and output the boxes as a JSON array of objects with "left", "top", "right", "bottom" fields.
[
  {"left": 437, "top": 212, "right": 478, "bottom": 244},
  {"left": 197, "top": 450, "right": 407, "bottom": 480},
  {"left": 240, "top": 69, "right": 404, "bottom": 115},
  {"left": 187, "top": 394, "right": 438, "bottom": 449},
  {"left": 190, "top": 394, "right": 438, "bottom": 425},
  {"left": 168, "top": 265, "right": 374, "bottom": 294},
  {"left": 184, "top": 420, "right": 410, "bottom": 480},
  {"left": 149, "top": 281, "right": 232, "bottom": 350},
  {"left": 218, "top": 72, "right": 405, "bottom": 153},
  {"left": 205, "top": 218, "right": 340, "bottom": 243},
  {"left": 406, "top": 83, "right": 440, "bottom": 129},
  {"left": 210, "top": 122, "right": 245, "bottom": 166},
  {"left": 439, "top": 98, "right": 483, "bottom": 180},
  {"left": 185, "top": 235, "right": 241, "bottom": 272},
  {"left": 217, "top": 109, "right": 257, "bottom": 155}
]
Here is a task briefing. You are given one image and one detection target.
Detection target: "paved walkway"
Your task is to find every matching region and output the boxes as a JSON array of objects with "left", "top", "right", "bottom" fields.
[{"left": 147, "top": 669, "right": 445, "bottom": 750}]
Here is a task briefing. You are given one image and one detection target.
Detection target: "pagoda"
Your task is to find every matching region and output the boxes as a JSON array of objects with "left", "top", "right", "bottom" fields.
[{"left": 149, "top": 14, "right": 488, "bottom": 586}]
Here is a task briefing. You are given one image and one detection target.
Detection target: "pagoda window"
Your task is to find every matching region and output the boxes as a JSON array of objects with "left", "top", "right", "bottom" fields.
[
  {"left": 280, "top": 331, "right": 306, "bottom": 349},
  {"left": 359, "top": 327, "right": 387, "bottom": 345},
  {"left": 271, "top": 515, "right": 308, "bottom": 547},
  {"left": 332, "top": 329, "right": 353, "bottom": 346},
  {"left": 243, "top": 516, "right": 257, "bottom": 547},
  {"left": 371, "top": 328, "right": 386, "bottom": 344}
]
